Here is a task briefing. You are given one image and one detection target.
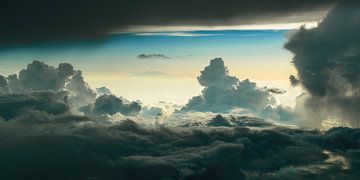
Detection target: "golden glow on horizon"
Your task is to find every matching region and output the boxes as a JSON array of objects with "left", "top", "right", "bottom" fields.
[{"left": 113, "top": 21, "right": 319, "bottom": 34}]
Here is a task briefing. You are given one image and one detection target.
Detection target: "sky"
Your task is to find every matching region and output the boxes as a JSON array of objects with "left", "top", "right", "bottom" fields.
[
  {"left": 2, "top": 1, "right": 360, "bottom": 179},
  {"left": 0, "top": 29, "right": 300, "bottom": 106}
]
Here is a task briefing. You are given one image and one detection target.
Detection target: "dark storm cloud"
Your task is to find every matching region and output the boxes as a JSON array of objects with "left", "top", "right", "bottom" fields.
[
  {"left": 285, "top": 1, "right": 360, "bottom": 127},
  {"left": 138, "top": 53, "right": 171, "bottom": 59},
  {"left": 0, "top": 0, "right": 336, "bottom": 46}
]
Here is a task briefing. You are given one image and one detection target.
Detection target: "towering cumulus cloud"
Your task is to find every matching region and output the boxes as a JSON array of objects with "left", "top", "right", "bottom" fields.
[
  {"left": 65, "top": 71, "right": 97, "bottom": 108},
  {"left": 197, "top": 58, "right": 239, "bottom": 88},
  {"left": 285, "top": 2, "right": 360, "bottom": 127},
  {"left": 182, "top": 58, "right": 278, "bottom": 115}
]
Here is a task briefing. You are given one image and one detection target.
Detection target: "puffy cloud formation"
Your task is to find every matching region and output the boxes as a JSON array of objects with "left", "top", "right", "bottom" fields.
[
  {"left": 182, "top": 58, "right": 278, "bottom": 115},
  {"left": 0, "top": 61, "right": 144, "bottom": 118},
  {"left": 285, "top": 2, "right": 360, "bottom": 127},
  {"left": 7, "top": 61, "right": 74, "bottom": 92},
  {"left": 81, "top": 95, "right": 142, "bottom": 116},
  {"left": 0, "top": 61, "right": 104, "bottom": 110},
  {"left": 197, "top": 58, "right": 239, "bottom": 88},
  {"left": 0, "top": 113, "right": 359, "bottom": 179},
  {"left": 65, "top": 71, "right": 96, "bottom": 108},
  {"left": 0, "top": 60, "right": 145, "bottom": 120}
]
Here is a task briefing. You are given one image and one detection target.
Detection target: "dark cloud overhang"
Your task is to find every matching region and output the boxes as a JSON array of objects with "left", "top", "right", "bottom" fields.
[{"left": 0, "top": 0, "right": 337, "bottom": 46}]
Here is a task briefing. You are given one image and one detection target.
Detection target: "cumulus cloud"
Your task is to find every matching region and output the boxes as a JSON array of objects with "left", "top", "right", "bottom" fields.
[
  {"left": 81, "top": 95, "right": 142, "bottom": 116},
  {"left": 65, "top": 70, "right": 96, "bottom": 108},
  {"left": 0, "top": 60, "right": 144, "bottom": 117},
  {"left": 285, "top": 1, "right": 360, "bottom": 127},
  {"left": 0, "top": 61, "right": 102, "bottom": 110},
  {"left": 7, "top": 61, "right": 74, "bottom": 92},
  {"left": 181, "top": 58, "right": 285, "bottom": 119},
  {"left": 197, "top": 58, "right": 239, "bottom": 88},
  {"left": 138, "top": 53, "right": 171, "bottom": 59}
]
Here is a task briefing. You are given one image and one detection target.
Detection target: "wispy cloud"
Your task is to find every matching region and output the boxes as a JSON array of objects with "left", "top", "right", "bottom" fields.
[
  {"left": 138, "top": 53, "right": 171, "bottom": 59},
  {"left": 129, "top": 71, "right": 170, "bottom": 77}
]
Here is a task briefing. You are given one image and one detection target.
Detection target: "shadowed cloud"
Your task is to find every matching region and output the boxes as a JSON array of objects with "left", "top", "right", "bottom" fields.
[{"left": 0, "top": 0, "right": 336, "bottom": 47}]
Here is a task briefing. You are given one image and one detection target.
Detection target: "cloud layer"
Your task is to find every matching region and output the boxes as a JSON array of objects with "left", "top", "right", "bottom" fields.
[
  {"left": 1, "top": 114, "right": 359, "bottom": 179},
  {"left": 0, "top": 0, "right": 336, "bottom": 46}
]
